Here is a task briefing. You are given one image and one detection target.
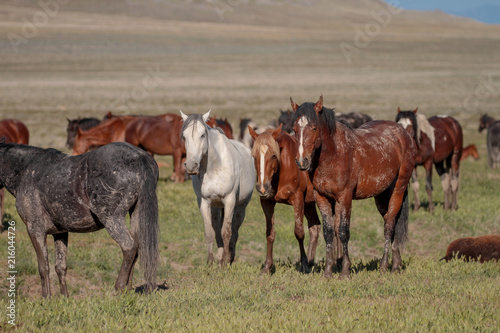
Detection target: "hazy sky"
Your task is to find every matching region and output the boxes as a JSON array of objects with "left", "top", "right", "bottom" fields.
[{"left": 397, "top": 0, "right": 492, "bottom": 12}]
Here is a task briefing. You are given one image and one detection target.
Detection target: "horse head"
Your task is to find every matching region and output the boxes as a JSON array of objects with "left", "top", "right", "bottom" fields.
[
  {"left": 396, "top": 107, "right": 419, "bottom": 146},
  {"left": 291, "top": 95, "right": 325, "bottom": 171},
  {"left": 249, "top": 124, "right": 281, "bottom": 198},
  {"left": 180, "top": 110, "right": 211, "bottom": 175}
]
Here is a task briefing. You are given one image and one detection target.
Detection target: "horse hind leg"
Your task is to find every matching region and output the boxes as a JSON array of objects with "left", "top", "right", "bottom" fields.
[
  {"left": 304, "top": 202, "right": 321, "bottom": 269},
  {"left": 450, "top": 153, "right": 461, "bottom": 211},
  {"left": 424, "top": 160, "right": 434, "bottom": 213},
  {"left": 53, "top": 232, "right": 69, "bottom": 297},
  {"left": 435, "top": 161, "right": 451, "bottom": 210},
  {"left": 410, "top": 169, "right": 421, "bottom": 212}
]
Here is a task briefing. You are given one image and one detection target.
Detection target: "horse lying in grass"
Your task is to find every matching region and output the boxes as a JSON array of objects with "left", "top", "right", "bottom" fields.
[
  {"left": 0, "top": 142, "right": 159, "bottom": 298},
  {"left": 181, "top": 110, "right": 255, "bottom": 266},
  {"left": 441, "top": 235, "right": 500, "bottom": 263},
  {"left": 249, "top": 124, "right": 321, "bottom": 274}
]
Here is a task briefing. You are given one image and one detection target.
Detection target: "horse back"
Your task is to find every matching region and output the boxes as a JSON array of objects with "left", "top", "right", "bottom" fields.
[
  {"left": 125, "top": 117, "right": 183, "bottom": 155},
  {"left": 0, "top": 119, "right": 29, "bottom": 144},
  {"left": 428, "top": 116, "right": 463, "bottom": 162}
]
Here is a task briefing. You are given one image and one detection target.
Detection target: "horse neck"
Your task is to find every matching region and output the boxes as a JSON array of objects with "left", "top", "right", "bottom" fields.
[
  {"left": 0, "top": 146, "right": 34, "bottom": 195},
  {"left": 200, "top": 130, "right": 227, "bottom": 173}
]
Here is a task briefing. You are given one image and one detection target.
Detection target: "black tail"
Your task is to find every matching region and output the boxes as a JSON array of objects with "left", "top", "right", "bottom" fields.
[
  {"left": 136, "top": 157, "right": 159, "bottom": 292},
  {"left": 394, "top": 188, "right": 409, "bottom": 250}
]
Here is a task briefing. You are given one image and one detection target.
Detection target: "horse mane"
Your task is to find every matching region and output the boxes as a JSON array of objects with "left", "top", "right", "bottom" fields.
[
  {"left": 416, "top": 114, "right": 435, "bottom": 151},
  {"left": 0, "top": 142, "right": 65, "bottom": 164},
  {"left": 292, "top": 102, "right": 337, "bottom": 134},
  {"left": 251, "top": 132, "right": 280, "bottom": 164}
]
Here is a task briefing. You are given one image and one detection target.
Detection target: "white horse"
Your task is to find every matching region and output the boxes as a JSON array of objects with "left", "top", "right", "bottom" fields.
[{"left": 180, "top": 110, "right": 256, "bottom": 266}]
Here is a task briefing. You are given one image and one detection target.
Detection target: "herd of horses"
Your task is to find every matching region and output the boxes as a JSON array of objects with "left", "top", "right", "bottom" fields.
[{"left": 1, "top": 98, "right": 499, "bottom": 298}]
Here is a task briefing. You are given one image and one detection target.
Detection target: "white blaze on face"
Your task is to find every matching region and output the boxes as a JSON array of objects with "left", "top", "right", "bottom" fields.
[
  {"left": 398, "top": 118, "right": 412, "bottom": 129},
  {"left": 259, "top": 145, "right": 268, "bottom": 190},
  {"left": 297, "top": 116, "right": 309, "bottom": 161}
]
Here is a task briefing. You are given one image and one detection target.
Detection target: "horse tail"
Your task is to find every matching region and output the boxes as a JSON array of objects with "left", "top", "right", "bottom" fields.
[
  {"left": 394, "top": 187, "right": 409, "bottom": 249},
  {"left": 136, "top": 156, "right": 159, "bottom": 292}
]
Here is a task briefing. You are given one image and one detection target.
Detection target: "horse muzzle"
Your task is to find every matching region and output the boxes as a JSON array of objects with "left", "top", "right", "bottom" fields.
[
  {"left": 184, "top": 161, "right": 199, "bottom": 175},
  {"left": 256, "top": 183, "right": 272, "bottom": 198},
  {"left": 295, "top": 157, "right": 311, "bottom": 171}
]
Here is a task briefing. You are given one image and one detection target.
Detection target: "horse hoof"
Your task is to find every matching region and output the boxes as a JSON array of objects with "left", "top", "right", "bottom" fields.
[
  {"left": 324, "top": 271, "right": 333, "bottom": 279},
  {"left": 338, "top": 273, "right": 351, "bottom": 280}
]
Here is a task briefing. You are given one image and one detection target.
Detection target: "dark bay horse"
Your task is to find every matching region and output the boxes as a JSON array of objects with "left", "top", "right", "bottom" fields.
[
  {"left": 396, "top": 108, "right": 436, "bottom": 212},
  {"left": 0, "top": 142, "right": 159, "bottom": 298},
  {"left": 396, "top": 109, "right": 463, "bottom": 211},
  {"left": 66, "top": 117, "right": 101, "bottom": 149},
  {"left": 428, "top": 115, "right": 463, "bottom": 210},
  {"left": 292, "top": 96, "right": 415, "bottom": 279},
  {"left": 249, "top": 124, "right": 321, "bottom": 274},
  {"left": 478, "top": 115, "right": 500, "bottom": 169},
  {"left": 336, "top": 111, "right": 373, "bottom": 128},
  {"left": 0, "top": 119, "right": 30, "bottom": 223},
  {"left": 125, "top": 115, "right": 186, "bottom": 183},
  {"left": 72, "top": 116, "right": 135, "bottom": 155},
  {"left": 461, "top": 144, "right": 479, "bottom": 161},
  {"left": 441, "top": 235, "right": 500, "bottom": 263}
]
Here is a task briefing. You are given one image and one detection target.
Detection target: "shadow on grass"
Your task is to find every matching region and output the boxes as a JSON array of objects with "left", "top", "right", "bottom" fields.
[
  {"left": 135, "top": 280, "right": 169, "bottom": 294},
  {"left": 269, "top": 256, "right": 411, "bottom": 276},
  {"left": 1, "top": 213, "right": 15, "bottom": 232}
]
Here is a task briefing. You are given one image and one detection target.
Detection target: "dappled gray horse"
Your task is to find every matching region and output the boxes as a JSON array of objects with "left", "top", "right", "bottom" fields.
[
  {"left": 181, "top": 110, "right": 256, "bottom": 266},
  {"left": 0, "top": 142, "right": 159, "bottom": 298}
]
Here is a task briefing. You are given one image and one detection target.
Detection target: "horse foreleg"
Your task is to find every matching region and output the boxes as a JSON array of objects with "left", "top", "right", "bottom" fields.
[
  {"left": 199, "top": 199, "right": 215, "bottom": 265},
  {"left": 221, "top": 197, "right": 236, "bottom": 267},
  {"left": 314, "top": 192, "right": 335, "bottom": 278},
  {"left": 290, "top": 198, "right": 308, "bottom": 273},
  {"left": 424, "top": 160, "right": 434, "bottom": 213},
  {"left": 27, "top": 230, "right": 51, "bottom": 298},
  {"left": 230, "top": 204, "right": 247, "bottom": 264},
  {"left": 304, "top": 202, "right": 321, "bottom": 268},
  {"left": 53, "top": 232, "right": 69, "bottom": 297},
  {"left": 335, "top": 197, "right": 352, "bottom": 279},
  {"left": 410, "top": 168, "right": 420, "bottom": 212},
  {"left": 260, "top": 199, "right": 276, "bottom": 274}
]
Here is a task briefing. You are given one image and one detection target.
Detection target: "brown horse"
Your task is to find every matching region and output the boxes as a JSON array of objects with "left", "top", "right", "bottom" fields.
[
  {"left": 125, "top": 115, "right": 186, "bottom": 183},
  {"left": 72, "top": 116, "right": 135, "bottom": 155},
  {"left": 396, "top": 108, "right": 436, "bottom": 212},
  {"left": 441, "top": 235, "right": 500, "bottom": 263},
  {"left": 0, "top": 119, "right": 30, "bottom": 223},
  {"left": 461, "top": 144, "right": 479, "bottom": 161},
  {"left": 249, "top": 124, "right": 321, "bottom": 274},
  {"left": 428, "top": 115, "right": 463, "bottom": 210},
  {"left": 213, "top": 118, "right": 234, "bottom": 139},
  {"left": 396, "top": 109, "right": 463, "bottom": 211},
  {"left": 66, "top": 117, "right": 100, "bottom": 149},
  {"left": 291, "top": 96, "right": 415, "bottom": 279}
]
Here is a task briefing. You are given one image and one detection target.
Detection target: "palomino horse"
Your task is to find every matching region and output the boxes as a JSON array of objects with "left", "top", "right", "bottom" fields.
[
  {"left": 0, "top": 119, "right": 30, "bottom": 223},
  {"left": 125, "top": 115, "right": 186, "bottom": 183},
  {"left": 0, "top": 142, "right": 159, "bottom": 297},
  {"left": 396, "top": 109, "right": 463, "bottom": 211},
  {"left": 292, "top": 96, "right": 415, "bottom": 279},
  {"left": 72, "top": 116, "right": 135, "bottom": 155},
  {"left": 396, "top": 107, "right": 436, "bottom": 212},
  {"left": 249, "top": 124, "right": 321, "bottom": 274},
  {"left": 461, "top": 144, "right": 480, "bottom": 161},
  {"left": 66, "top": 117, "right": 100, "bottom": 149},
  {"left": 180, "top": 110, "right": 255, "bottom": 266},
  {"left": 441, "top": 235, "right": 500, "bottom": 263},
  {"left": 478, "top": 115, "right": 500, "bottom": 169}
]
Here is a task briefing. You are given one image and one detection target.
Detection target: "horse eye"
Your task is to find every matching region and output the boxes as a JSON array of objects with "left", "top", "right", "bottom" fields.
[{"left": 272, "top": 155, "right": 277, "bottom": 160}]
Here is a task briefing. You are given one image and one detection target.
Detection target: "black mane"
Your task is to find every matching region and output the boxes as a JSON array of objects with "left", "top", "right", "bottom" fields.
[{"left": 292, "top": 102, "right": 337, "bottom": 134}]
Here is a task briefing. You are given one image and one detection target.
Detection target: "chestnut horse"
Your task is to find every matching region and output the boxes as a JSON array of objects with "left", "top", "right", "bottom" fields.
[
  {"left": 125, "top": 115, "right": 186, "bottom": 183},
  {"left": 291, "top": 96, "right": 415, "bottom": 278},
  {"left": 0, "top": 119, "right": 30, "bottom": 223},
  {"left": 441, "top": 235, "right": 500, "bottom": 263},
  {"left": 396, "top": 109, "right": 463, "bottom": 211},
  {"left": 249, "top": 124, "right": 321, "bottom": 274},
  {"left": 72, "top": 116, "right": 135, "bottom": 155},
  {"left": 461, "top": 144, "right": 479, "bottom": 161}
]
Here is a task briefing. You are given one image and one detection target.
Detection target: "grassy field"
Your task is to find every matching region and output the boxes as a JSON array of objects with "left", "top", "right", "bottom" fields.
[{"left": 1, "top": 0, "right": 500, "bottom": 331}]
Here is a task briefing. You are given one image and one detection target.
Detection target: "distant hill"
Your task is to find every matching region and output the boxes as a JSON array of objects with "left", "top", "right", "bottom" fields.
[
  {"left": 450, "top": 4, "right": 500, "bottom": 24},
  {"left": 1, "top": 0, "right": 495, "bottom": 34}
]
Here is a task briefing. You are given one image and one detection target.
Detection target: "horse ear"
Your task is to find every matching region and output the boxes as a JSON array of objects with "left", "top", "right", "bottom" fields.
[
  {"left": 413, "top": 107, "right": 418, "bottom": 114},
  {"left": 179, "top": 110, "right": 188, "bottom": 121},
  {"left": 397, "top": 107, "right": 401, "bottom": 113},
  {"left": 248, "top": 126, "right": 259, "bottom": 140},
  {"left": 202, "top": 109, "right": 211, "bottom": 123},
  {"left": 314, "top": 95, "right": 323, "bottom": 113},
  {"left": 290, "top": 97, "right": 299, "bottom": 112},
  {"left": 272, "top": 124, "right": 282, "bottom": 140}
]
